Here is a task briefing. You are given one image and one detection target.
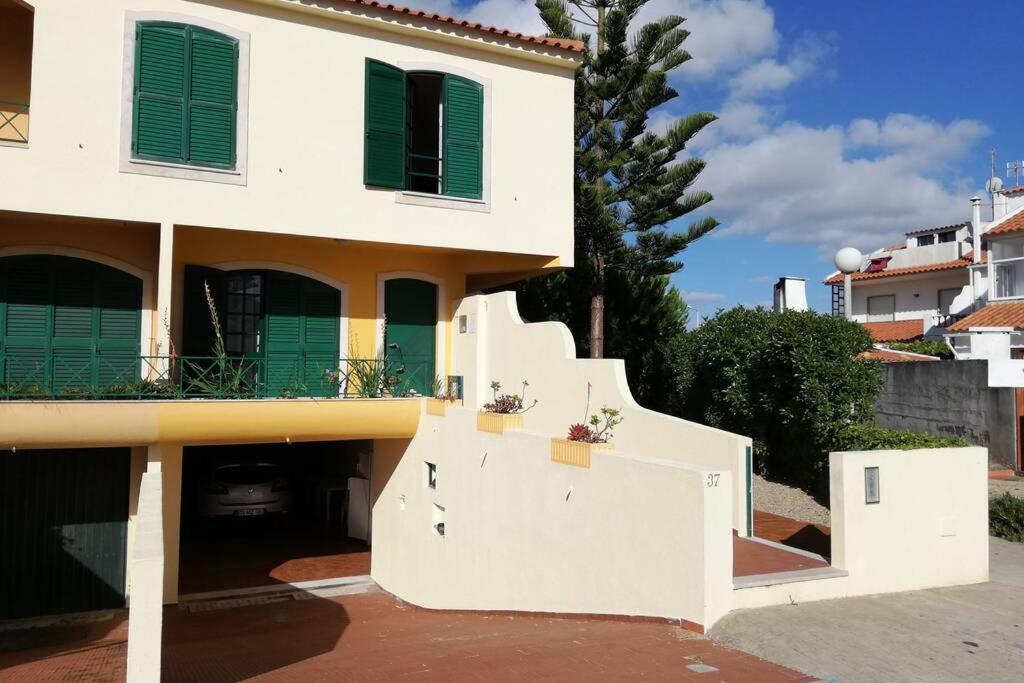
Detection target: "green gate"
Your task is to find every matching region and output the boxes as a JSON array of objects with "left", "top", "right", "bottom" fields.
[
  {"left": 384, "top": 278, "right": 437, "bottom": 396},
  {"left": 0, "top": 448, "right": 130, "bottom": 619}
]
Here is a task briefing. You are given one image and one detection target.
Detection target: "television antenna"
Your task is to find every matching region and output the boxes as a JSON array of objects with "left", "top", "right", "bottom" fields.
[{"left": 1007, "top": 160, "right": 1024, "bottom": 187}]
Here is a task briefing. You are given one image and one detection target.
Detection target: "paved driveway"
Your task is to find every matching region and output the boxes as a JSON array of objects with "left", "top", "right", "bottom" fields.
[{"left": 710, "top": 537, "right": 1024, "bottom": 683}]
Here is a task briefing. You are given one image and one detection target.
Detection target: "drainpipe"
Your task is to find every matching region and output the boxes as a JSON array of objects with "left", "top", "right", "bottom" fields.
[{"left": 971, "top": 196, "right": 982, "bottom": 264}]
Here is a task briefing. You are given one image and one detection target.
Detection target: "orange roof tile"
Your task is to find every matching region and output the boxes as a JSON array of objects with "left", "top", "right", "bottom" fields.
[
  {"left": 946, "top": 302, "right": 1024, "bottom": 332},
  {"left": 987, "top": 209, "right": 1024, "bottom": 237},
  {"left": 1001, "top": 186, "right": 1024, "bottom": 197},
  {"left": 823, "top": 256, "right": 977, "bottom": 285},
  {"left": 859, "top": 348, "right": 939, "bottom": 362},
  {"left": 861, "top": 320, "right": 925, "bottom": 342},
  {"left": 293, "top": 0, "right": 586, "bottom": 55},
  {"left": 905, "top": 222, "right": 969, "bottom": 237}
]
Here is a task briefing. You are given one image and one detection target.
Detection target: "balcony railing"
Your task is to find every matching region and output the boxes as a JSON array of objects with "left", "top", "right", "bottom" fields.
[
  {"left": 0, "top": 100, "right": 29, "bottom": 144},
  {"left": 0, "top": 355, "right": 439, "bottom": 401},
  {"left": 932, "top": 313, "right": 967, "bottom": 330}
]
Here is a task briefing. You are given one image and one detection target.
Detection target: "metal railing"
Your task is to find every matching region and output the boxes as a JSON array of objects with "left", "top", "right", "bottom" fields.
[
  {"left": 0, "top": 100, "right": 29, "bottom": 144},
  {"left": 932, "top": 313, "right": 967, "bottom": 329},
  {"left": 0, "top": 355, "right": 435, "bottom": 401}
]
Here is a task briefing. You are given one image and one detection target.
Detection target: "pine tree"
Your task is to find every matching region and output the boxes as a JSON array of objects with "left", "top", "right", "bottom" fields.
[{"left": 533, "top": 0, "right": 718, "bottom": 358}]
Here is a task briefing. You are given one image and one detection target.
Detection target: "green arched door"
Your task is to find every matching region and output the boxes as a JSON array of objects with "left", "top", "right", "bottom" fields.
[
  {"left": 0, "top": 255, "right": 142, "bottom": 395},
  {"left": 384, "top": 278, "right": 437, "bottom": 396}
]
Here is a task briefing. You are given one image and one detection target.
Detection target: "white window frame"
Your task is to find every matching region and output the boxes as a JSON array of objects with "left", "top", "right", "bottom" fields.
[
  {"left": 988, "top": 236, "right": 1024, "bottom": 302},
  {"left": 119, "top": 12, "right": 250, "bottom": 185},
  {"left": 393, "top": 61, "right": 491, "bottom": 213}
]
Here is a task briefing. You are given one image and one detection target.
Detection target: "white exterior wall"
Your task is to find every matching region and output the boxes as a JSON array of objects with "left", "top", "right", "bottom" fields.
[
  {"left": 732, "top": 447, "right": 989, "bottom": 611},
  {"left": 3, "top": 0, "right": 576, "bottom": 262},
  {"left": 849, "top": 271, "right": 972, "bottom": 328},
  {"left": 126, "top": 470, "right": 164, "bottom": 683},
  {"left": 371, "top": 410, "right": 735, "bottom": 629}
]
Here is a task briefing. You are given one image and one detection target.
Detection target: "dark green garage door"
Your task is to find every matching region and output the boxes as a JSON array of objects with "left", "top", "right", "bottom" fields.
[
  {"left": 0, "top": 449, "right": 130, "bottom": 620},
  {"left": 0, "top": 255, "right": 142, "bottom": 394},
  {"left": 384, "top": 278, "right": 437, "bottom": 396}
]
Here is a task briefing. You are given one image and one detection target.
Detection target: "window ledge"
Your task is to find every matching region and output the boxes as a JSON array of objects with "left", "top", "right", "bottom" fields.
[
  {"left": 121, "top": 157, "right": 246, "bottom": 186},
  {"left": 0, "top": 140, "right": 29, "bottom": 150},
  {"left": 395, "top": 190, "right": 489, "bottom": 213}
]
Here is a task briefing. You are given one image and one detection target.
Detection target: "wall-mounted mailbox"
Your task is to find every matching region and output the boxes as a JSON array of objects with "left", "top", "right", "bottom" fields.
[{"left": 865, "top": 466, "right": 880, "bottom": 504}]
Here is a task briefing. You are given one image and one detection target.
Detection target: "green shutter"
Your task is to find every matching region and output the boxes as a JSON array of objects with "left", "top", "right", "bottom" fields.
[
  {"left": 301, "top": 278, "right": 341, "bottom": 397},
  {"left": 133, "top": 23, "right": 237, "bottom": 169},
  {"left": 443, "top": 75, "right": 483, "bottom": 199},
  {"left": 188, "top": 28, "right": 238, "bottom": 168},
  {"left": 364, "top": 59, "right": 407, "bottom": 189},
  {"left": 133, "top": 24, "right": 187, "bottom": 162},
  {"left": 96, "top": 267, "right": 143, "bottom": 388},
  {"left": 1, "top": 256, "right": 52, "bottom": 388},
  {"left": 384, "top": 279, "right": 437, "bottom": 397}
]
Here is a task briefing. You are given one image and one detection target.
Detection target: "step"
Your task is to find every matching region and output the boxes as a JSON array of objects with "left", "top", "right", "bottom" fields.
[{"left": 734, "top": 566, "right": 848, "bottom": 590}]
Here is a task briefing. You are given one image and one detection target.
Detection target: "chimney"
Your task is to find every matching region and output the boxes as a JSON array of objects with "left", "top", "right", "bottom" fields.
[
  {"left": 994, "top": 191, "right": 1008, "bottom": 220},
  {"left": 971, "top": 196, "right": 982, "bottom": 263},
  {"left": 773, "top": 277, "right": 808, "bottom": 312}
]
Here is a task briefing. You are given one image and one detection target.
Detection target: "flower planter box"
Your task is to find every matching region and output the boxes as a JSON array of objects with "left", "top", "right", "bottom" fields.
[
  {"left": 425, "top": 398, "right": 462, "bottom": 416},
  {"left": 549, "top": 438, "right": 614, "bottom": 468},
  {"left": 477, "top": 411, "right": 524, "bottom": 434}
]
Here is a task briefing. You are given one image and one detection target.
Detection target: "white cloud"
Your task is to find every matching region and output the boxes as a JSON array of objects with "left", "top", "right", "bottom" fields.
[
  {"left": 699, "top": 115, "right": 991, "bottom": 256},
  {"left": 679, "top": 290, "right": 726, "bottom": 304},
  {"left": 728, "top": 33, "right": 834, "bottom": 98},
  {"left": 463, "top": 0, "right": 548, "bottom": 35}
]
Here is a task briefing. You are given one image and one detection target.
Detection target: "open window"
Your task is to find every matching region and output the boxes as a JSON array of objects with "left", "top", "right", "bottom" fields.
[
  {"left": 364, "top": 59, "right": 484, "bottom": 200},
  {"left": 0, "top": 0, "right": 33, "bottom": 145}
]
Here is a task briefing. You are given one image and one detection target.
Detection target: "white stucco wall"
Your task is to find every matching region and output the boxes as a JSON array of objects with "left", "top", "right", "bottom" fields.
[
  {"left": 732, "top": 447, "right": 989, "bottom": 611},
  {"left": 126, "top": 470, "right": 164, "bottom": 683},
  {"left": 452, "top": 292, "right": 753, "bottom": 535},
  {"left": 3, "top": 0, "right": 576, "bottom": 263},
  {"left": 371, "top": 407, "right": 736, "bottom": 629},
  {"left": 849, "top": 271, "right": 972, "bottom": 326}
]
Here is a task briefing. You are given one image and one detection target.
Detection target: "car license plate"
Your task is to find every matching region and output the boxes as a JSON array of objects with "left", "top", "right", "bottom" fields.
[{"left": 237, "top": 508, "right": 264, "bottom": 517}]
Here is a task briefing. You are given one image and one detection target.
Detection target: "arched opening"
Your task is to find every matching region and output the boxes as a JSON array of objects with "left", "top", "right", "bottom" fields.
[{"left": 0, "top": 254, "right": 143, "bottom": 397}]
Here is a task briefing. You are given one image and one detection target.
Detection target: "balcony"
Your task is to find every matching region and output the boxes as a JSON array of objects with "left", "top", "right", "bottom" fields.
[
  {"left": 0, "top": 101, "right": 28, "bottom": 144},
  {"left": 0, "top": 355, "right": 444, "bottom": 401}
]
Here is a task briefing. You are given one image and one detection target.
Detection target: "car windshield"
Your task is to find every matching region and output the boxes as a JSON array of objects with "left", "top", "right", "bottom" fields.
[{"left": 215, "top": 464, "right": 280, "bottom": 485}]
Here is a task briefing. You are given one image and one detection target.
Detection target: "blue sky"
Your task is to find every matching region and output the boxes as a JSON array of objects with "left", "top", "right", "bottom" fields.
[{"left": 434, "top": 0, "right": 1022, "bottom": 315}]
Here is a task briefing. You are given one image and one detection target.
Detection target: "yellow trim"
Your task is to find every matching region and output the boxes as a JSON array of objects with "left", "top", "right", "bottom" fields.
[
  {"left": 549, "top": 438, "right": 614, "bottom": 468},
  {"left": 476, "top": 411, "right": 523, "bottom": 434},
  {"left": 0, "top": 399, "right": 420, "bottom": 449}
]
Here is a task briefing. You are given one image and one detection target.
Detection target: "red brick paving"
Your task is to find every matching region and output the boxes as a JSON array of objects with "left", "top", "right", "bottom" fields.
[
  {"left": 0, "top": 612, "right": 127, "bottom": 682},
  {"left": 733, "top": 536, "right": 829, "bottom": 577},
  {"left": 754, "top": 510, "right": 832, "bottom": 559},
  {"left": 161, "top": 587, "right": 814, "bottom": 682},
  {"left": 732, "top": 511, "right": 833, "bottom": 578}
]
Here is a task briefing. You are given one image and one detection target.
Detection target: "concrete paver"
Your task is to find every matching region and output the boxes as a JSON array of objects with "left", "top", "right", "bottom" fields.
[{"left": 711, "top": 537, "right": 1024, "bottom": 683}]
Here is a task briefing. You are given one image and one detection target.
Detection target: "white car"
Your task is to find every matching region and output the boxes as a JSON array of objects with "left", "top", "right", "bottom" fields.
[{"left": 199, "top": 462, "right": 292, "bottom": 518}]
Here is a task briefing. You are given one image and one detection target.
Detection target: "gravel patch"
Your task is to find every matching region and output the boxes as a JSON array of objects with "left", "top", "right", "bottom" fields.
[
  {"left": 753, "top": 475, "right": 830, "bottom": 526},
  {"left": 990, "top": 477, "right": 1024, "bottom": 499}
]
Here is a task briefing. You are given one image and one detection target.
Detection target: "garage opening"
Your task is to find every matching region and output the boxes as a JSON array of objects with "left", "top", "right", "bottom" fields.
[{"left": 178, "top": 441, "right": 372, "bottom": 597}]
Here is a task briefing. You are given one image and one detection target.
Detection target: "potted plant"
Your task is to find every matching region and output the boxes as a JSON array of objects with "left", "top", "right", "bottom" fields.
[
  {"left": 477, "top": 380, "right": 537, "bottom": 433},
  {"left": 551, "top": 406, "right": 623, "bottom": 468},
  {"left": 426, "top": 376, "right": 463, "bottom": 415}
]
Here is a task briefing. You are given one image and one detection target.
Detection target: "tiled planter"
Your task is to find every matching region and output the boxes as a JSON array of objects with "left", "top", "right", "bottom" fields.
[
  {"left": 425, "top": 398, "right": 462, "bottom": 416},
  {"left": 476, "top": 411, "right": 524, "bottom": 434},
  {"left": 549, "top": 438, "right": 614, "bottom": 468}
]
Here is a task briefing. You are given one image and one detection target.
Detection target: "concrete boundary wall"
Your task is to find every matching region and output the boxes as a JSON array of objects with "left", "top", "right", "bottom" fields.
[
  {"left": 452, "top": 293, "right": 753, "bottom": 535},
  {"left": 730, "top": 447, "right": 989, "bottom": 612},
  {"left": 371, "top": 407, "right": 735, "bottom": 629}
]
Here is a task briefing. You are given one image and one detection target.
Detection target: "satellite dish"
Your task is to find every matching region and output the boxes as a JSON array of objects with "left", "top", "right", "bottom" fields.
[
  {"left": 986, "top": 176, "right": 1004, "bottom": 193},
  {"left": 834, "top": 247, "right": 863, "bottom": 274}
]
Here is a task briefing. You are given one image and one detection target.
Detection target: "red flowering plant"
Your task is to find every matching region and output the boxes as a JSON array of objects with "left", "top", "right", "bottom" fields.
[
  {"left": 566, "top": 406, "right": 623, "bottom": 444},
  {"left": 483, "top": 380, "right": 537, "bottom": 414}
]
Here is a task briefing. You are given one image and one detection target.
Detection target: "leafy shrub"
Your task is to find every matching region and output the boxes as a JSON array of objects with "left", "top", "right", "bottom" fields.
[
  {"left": 885, "top": 340, "right": 954, "bottom": 360},
  {"left": 836, "top": 423, "right": 968, "bottom": 451},
  {"left": 483, "top": 380, "right": 537, "bottom": 414},
  {"left": 990, "top": 494, "right": 1024, "bottom": 543},
  {"left": 677, "top": 307, "right": 881, "bottom": 490}
]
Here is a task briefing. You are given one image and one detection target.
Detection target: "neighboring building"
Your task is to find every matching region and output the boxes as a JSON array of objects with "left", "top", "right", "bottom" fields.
[{"left": 772, "top": 276, "right": 808, "bottom": 312}]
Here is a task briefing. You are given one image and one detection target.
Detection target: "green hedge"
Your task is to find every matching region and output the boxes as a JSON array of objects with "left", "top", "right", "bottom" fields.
[
  {"left": 990, "top": 493, "right": 1024, "bottom": 543},
  {"left": 885, "top": 340, "right": 954, "bottom": 360},
  {"left": 837, "top": 423, "right": 968, "bottom": 451}
]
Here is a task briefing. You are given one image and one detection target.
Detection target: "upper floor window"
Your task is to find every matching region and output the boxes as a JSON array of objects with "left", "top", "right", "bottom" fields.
[
  {"left": 131, "top": 22, "right": 239, "bottom": 169},
  {"left": 916, "top": 234, "right": 935, "bottom": 247},
  {"left": 867, "top": 294, "right": 895, "bottom": 322},
  {"left": 938, "top": 230, "right": 956, "bottom": 243},
  {"left": 992, "top": 237, "right": 1024, "bottom": 300},
  {"left": 364, "top": 59, "right": 484, "bottom": 201}
]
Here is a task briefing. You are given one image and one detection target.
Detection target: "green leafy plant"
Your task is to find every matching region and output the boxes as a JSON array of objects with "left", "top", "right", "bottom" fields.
[
  {"left": 431, "top": 375, "right": 460, "bottom": 402},
  {"left": 105, "top": 379, "right": 177, "bottom": 400},
  {"left": 59, "top": 386, "right": 95, "bottom": 400},
  {"left": 483, "top": 380, "right": 537, "bottom": 414},
  {"left": 885, "top": 340, "right": 954, "bottom": 360},
  {"left": 182, "top": 282, "right": 259, "bottom": 398},
  {"left": 333, "top": 351, "right": 401, "bottom": 398},
  {"left": 0, "top": 382, "right": 46, "bottom": 399},
  {"left": 990, "top": 493, "right": 1024, "bottom": 543},
  {"left": 567, "top": 406, "right": 623, "bottom": 443},
  {"left": 836, "top": 423, "right": 969, "bottom": 451},
  {"left": 278, "top": 379, "right": 308, "bottom": 399}
]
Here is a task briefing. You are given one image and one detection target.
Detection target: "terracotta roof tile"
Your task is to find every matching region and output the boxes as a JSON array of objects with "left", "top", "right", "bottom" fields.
[
  {"left": 987, "top": 209, "right": 1024, "bottom": 237},
  {"left": 1000, "top": 186, "right": 1024, "bottom": 197},
  {"left": 293, "top": 0, "right": 586, "bottom": 55},
  {"left": 946, "top": 302, "right": 1024, "bottom": 332},
  {"left": 861, "top": 320, "right": 925, "bottom": 342},
  {"left": 859, "top": 348, "right": 939, "bottom": 362},
  {"left": 905, "top": 222, "right": 969, "bottom": 237},
  {"left": 823, "top": 255, "right": 980, "bottom": 285}
]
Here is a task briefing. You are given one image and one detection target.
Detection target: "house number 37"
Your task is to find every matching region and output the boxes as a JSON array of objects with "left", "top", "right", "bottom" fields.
[{"left": 706, "top": 473, "right": 720, "bottom": 488}]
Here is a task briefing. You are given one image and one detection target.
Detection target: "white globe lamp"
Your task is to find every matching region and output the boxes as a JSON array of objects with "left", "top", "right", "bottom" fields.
[
  {"left": 833, "top": 247, "right": 862, "bottom": 321},
  {"left": 834, "top": 247, "right": 863, "bottom": 275}
]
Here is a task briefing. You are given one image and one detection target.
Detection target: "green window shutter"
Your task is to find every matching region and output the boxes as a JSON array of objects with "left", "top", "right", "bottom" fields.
[
  {"left": 384, "top": 279, "right": 437, "bottom": 397},
  {"left": 364, "top": 59, "right": 407, "bottom": 189},
  {"left": 264, "top": 271, "right": 303, "bottom": 396},
  {"left": 96, "top": 266, "right": 143, "bottom": 388},
  {"left": 133, "top": 24, "right": 188, "bottom": 162},
  {"left": 187, "top": 28, "right": 238, "bottom": 168},
  {"left": 443, "top": 75, "right": 483, "bottom": 199},
  {"left": 300, "top": 279, "right": 340, "bottom": 397},
  {"left": 1, "top": 256, "right": 52, "bottom": 388}
]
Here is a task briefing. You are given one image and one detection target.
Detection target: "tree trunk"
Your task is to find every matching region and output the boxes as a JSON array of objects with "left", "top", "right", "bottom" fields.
[
  {"left": 590, "top": 290, "right": 604, "bottom": 358},
  {"left": 591, "top": 4, "right": 606, "bottom": 360}
]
